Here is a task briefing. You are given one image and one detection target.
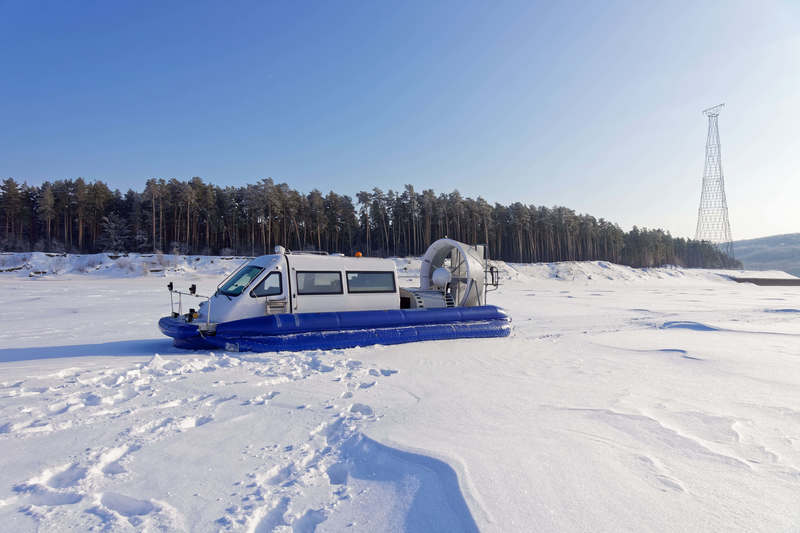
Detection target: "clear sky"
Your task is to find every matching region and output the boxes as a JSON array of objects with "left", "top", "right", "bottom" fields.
[{"left": 2, "top": 0, "right": 798, "bottom": 240}]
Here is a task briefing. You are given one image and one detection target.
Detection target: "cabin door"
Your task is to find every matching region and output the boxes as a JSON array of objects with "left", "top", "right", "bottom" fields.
[{"left": 250, "top": 270, "right": 288, "bottom": 314}]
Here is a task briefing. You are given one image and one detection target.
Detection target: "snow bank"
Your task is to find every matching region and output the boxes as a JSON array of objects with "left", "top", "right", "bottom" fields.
[
  {"left": 3, "top": 252, "right": 793, "bottom": 284},
  {"left": 0, "top": 252, "right": 250, "bottom": 278},
  {"left": 0, "top": 252, "right": 794, "bottom": 285},
  {"left": 502, "top": 260, "right": 797, "bottom": 284}
]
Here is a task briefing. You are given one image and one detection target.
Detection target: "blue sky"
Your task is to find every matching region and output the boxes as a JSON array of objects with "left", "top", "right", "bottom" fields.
[{"left": 1, "top": 0, "right": 798, "bottom": 239}]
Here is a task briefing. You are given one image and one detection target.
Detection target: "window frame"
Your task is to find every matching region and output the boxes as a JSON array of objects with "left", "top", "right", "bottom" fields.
[
  {"left": 218, "top": 265, "right": 265, "bottom": 297},
  {"left": 249, "top": 271, "right": 283, "bottom": 298},
  {"left": 295, "top": 270, "right": 344, "bottom": 295},
  {"left": 345, "top": 270, "right": 397, "bottom": 294}
]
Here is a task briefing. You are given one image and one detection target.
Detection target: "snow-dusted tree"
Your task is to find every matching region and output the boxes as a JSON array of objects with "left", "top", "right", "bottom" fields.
[
  {"left": 144, "top": 178, "right": 159, "bottom": 252},
  {"left": 37, "top": 183, "right": 56, "bottom": 245},
  {"left": 1, "top": 178, "right": 22, "bottom": 243},
  {"left": 134, "top": 228, "right": 149, "bottom": 252},
  {"left": 99, "top": 213, "right": 131, "bottom": 252}
]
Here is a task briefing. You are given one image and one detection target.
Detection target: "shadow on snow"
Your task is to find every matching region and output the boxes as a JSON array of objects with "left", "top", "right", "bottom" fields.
[
  {"left": 0, "top": 338, "right": 183, "bottom": 363},
  {"left": 330, "top": 434, "right": 480, "bottom": 533}
]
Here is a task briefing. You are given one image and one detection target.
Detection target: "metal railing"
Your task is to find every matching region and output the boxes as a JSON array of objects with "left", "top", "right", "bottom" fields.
[{"left": 167, "top": 282, "right": 214, "bottom": 331}]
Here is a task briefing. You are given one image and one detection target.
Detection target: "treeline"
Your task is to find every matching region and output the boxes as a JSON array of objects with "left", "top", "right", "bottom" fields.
[{"left": 0, "top": 177, "right": 740, "bottom": 268}]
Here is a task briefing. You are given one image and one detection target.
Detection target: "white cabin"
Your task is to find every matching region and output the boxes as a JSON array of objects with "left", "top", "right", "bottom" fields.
[
  {"left": 197, "top": 251, "right": 399, "bottom": 324},
  {"left": 175, "top": 239, "right": 498, "bottom": 328}
]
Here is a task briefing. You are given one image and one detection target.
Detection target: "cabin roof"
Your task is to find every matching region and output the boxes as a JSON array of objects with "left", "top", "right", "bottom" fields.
[
  {"left": 248, "top": 254, "right": 282, "bottom": 268},
  {"left": 247, "top": 253, "right": 395, "bottom": 272},
  {"left": 285, "top": 254, "right": 395, "bottom": 271}
]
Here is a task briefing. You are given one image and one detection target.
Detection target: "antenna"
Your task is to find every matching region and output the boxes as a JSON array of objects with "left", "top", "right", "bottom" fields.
[{"left": 695, "top": 103, "right": 734, "bottom": 258}]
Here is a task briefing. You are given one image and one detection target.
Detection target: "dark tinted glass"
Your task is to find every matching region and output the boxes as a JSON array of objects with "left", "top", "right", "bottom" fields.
[
  {"left": 346, "top": 271, "right": 396, "bottom": 293},
  {"left": 296, "top": 271, "right": 342, "bottom": 295},
  {"left": 251, "top": 272, "right": 282, "bottom": 297}
]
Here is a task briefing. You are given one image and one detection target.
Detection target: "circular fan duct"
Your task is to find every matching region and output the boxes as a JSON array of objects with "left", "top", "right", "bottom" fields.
[{"left": 420, "top": 239, "right": 485, "bottom": 307}]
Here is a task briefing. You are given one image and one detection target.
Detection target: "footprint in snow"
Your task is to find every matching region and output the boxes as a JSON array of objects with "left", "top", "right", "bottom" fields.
[
  {"left": 20, "top": 386, "right": 49, "bottom": 396},
  {"left": 82, "top": 392, "right": 103, "bottom": 406},
  {"left": 195, "top": 415, "right": 214, "bottom": 426},
  {"left": 293, "top": 508, "right": 327, "bottom": 533},
  {"left": 250, "top": 497, "right": 290, "bottom": 531},
  {"left": 46, "top": 463, "right": 87, "bottom": 489},
  {"left": 14, "top": 484, "right": 83, "bottom": 507},
  {"left": 100, "top": 492, "right": 156, "bottom": 517},
  {"left": 136, "top": 414, "right": 213, "bottom": 435},
  {"left": 47, "top": 400, "right": 77, "bottom": 415},
  {"left": 93, "top": 443, "right": 140, "bottom": 477},
  {"left": 90, "top": 492, "right": 178, "bottom": 529},
  {"left": 264, "top": 463, "right": 296, "bottom": 486},
  {"left": 349, "top": 403, "right": 374, "bottom": 416}
]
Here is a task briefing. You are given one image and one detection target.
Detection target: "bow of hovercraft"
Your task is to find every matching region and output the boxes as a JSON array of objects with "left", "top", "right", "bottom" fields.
[{"left": 158, "top": 316, "right": 217, "bottom": 350}]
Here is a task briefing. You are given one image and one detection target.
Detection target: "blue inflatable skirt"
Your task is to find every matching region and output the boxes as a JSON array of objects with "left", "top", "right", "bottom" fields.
[{"left": 159, "top": 306, "right": 511, "bottom": 352}]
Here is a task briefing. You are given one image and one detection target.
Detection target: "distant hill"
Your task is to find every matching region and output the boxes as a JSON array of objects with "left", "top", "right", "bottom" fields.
[{"left": 733, "top": 233, "right": 800, "bottom": 277}]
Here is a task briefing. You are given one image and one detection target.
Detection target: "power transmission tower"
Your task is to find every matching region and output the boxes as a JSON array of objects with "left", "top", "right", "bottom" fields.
[{"left": 695, "top": 103, "right": 734, "bottom": 257}]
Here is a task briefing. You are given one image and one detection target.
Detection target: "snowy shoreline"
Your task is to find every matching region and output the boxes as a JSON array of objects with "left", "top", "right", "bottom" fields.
[{"left": 1, "top": 250, "right": 796, "bottom": 281}]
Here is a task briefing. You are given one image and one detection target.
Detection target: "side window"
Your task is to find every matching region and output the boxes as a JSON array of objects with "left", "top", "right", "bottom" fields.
[
  {"left": 296, "top": 271, "right": 342, "bottom": 295},
  {"left": 250, "top": 272, "right": 282, "bottom": 297},
  {"left": 346, "top": 271, "right": 396, "bottom": 293}
]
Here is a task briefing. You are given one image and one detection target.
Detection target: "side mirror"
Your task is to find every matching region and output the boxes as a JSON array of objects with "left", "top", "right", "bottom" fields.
[
  {"left": 189, "top": 284, "right": 196, "bottom": 295},
  {"left": 490, "top": 266, "right": 499, "bottom": 287},
  {"left": 167, "top": 282, "right": 173, "bottom": 291}
]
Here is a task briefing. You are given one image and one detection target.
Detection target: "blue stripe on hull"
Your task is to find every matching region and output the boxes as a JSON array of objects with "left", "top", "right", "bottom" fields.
[
  {"left": 215, "top": 306, "right": 510, "bottom": 337},
  {"left": 211, "top": 319, "right": 511, "bottom": 353},
  {"left": 159, "top": 306, "right": 511, "bottom": 352}
]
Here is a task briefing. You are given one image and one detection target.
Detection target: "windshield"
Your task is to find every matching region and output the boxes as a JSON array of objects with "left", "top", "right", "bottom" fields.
[{"left": 219, "top": 265, "right": 264, "bottom": 296}]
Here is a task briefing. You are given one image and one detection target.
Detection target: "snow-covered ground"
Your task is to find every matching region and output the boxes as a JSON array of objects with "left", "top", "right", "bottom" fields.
[{"left": 0, "top": 254, "right": 799, "bottom": 532}]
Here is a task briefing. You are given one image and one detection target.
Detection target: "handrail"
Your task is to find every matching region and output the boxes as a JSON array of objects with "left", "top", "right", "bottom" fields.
[
  {"left": 287, "top": 250, "right": 329, "bottom": 255},
  {"left": 167, "top": 283, "right": 213, "bottom": 330}
]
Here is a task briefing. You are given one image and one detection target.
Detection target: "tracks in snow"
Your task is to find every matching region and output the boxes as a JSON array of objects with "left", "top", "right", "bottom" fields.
[{"left": 0, "top": 350, "right": 399, "bottom": 531}]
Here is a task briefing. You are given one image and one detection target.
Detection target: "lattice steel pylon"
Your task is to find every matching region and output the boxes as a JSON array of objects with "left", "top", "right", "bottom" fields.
[{"left": 695, "top": 103, "right": 734, "bottom": 257}]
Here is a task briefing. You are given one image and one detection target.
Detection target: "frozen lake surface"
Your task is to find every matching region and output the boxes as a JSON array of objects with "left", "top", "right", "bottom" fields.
[{"left": 0, "top": 255, "right": 798, "bottom": 532}]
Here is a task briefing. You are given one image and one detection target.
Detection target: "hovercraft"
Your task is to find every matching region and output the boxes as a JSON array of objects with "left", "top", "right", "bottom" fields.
[{"left": 159, "top": 239, "right": 511, "bottom": 352}]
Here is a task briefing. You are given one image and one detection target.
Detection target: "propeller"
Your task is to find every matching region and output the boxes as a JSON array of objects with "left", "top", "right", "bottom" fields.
[{"left": 420, "top": 238, "right": 486, "bottom": 307}]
